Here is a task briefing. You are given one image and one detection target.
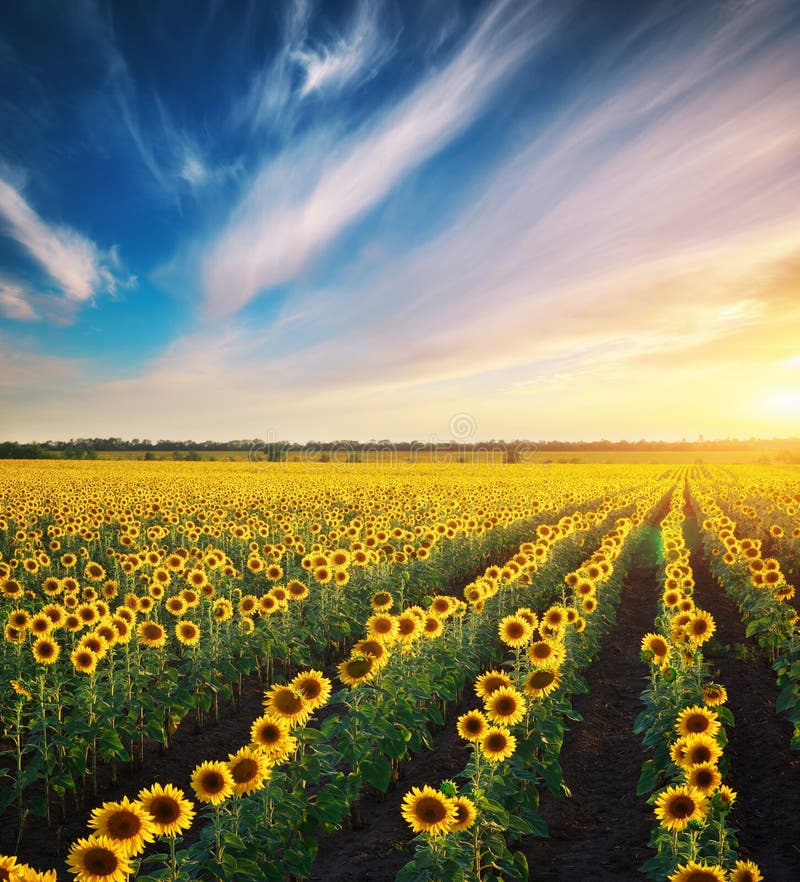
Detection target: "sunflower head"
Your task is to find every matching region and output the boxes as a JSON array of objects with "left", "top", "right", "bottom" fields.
[
  {"left": 675, "top": 706, "right": 720, "bottom": 738},
  {"left": 474, "top": 669, "right": 512, "bottom": 698},
  {"left": 137, "top": 782, "right": 195, "bottom": 837},
  {"left": 88, "top": 796, "right": 156, "bottom": 857},
  {"left": 450, "top": 795, "right": 478, "bottom": 832},
  {"left": 227, "top": 746, "right": 272, "bottom": 797},
  {"left": 456, "top": 710, "right": 489, "bottom": 742},
  {"left": 730, "top": 859, "right": 763, "bottom": 882},
  {"left": 653, "top": 784, "right": 708, "bottom": 832},
  {"left": 484, "top": 686, "right": 527, "bottom": 726},
  {"left": 191, "top": 760, "right": 235, "bottom": 805},
  {"left": 67, "top": 835, "right": 131, "bottom": 882},
  {"left": 480, "top": 726, "right": 517, "bottom": 763},
  {"left": 668, "top": 860, "right": 728, "bottom": 882},
  {"left": 400, "top": 785, "right": 457, "bottom": 836}
]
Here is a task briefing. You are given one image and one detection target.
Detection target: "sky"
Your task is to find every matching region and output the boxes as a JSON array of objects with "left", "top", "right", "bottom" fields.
[{"left": 1, "top": 0, "right": 799, "bottom": 444}]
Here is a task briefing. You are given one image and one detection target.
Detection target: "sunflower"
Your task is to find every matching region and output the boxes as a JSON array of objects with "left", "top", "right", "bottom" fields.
[
  {"left": 289, "top": 670, "right": 332, "bottom": 710},
  {"left": 685, "top": 611, "right": 716, "bottom": 645},
  {"left": 653, "top": 785, "right": 708, "bottom": 832},
  {"left": 338, "top": 654, "right": 376, "bottom": 687},
  {"left": 67, "top": 835, "right": 131, "bottom": 882},
  {"left": 370, "top": 590, "right": 393, "bottom": 612},
  {"left": 366, "top": 613, "right": 399, "bottom": 643},
  {"left": 11, "top": 679, "right": 32, "bottom": 701},
  {"left": 701, "top": 684, "right": 727, "bottom": 707},
  {"left": 672, "top": 733, "right": 723, "bottom": 769},
  {"left": 675, "top": 706, "right": 720, "bottom": 738},
  {"left": 191, "top": 760, "right": 234, "bottom": 805},
  {"left": 227, "top": 746, "right": 272, "bottom": 797},
  {"left": 396, "top": 612, "right": 420, "bottom": 643},
  {"left": 474, "top": 670, "right": 512, "bottom": 699},
  {"left": 527, "top": 640, "right": 565, "bottom": 670},
  {"left": 668, "top": 861, "right": 728, "bottom": 882},
  {"left": 26, "top": 614, "right": 50, "bottom": 637},
  {"left": 7, "top": 609, "right": 30, "bottom": 630},
  {"left": 352, "top": 638, "right": 390, "bottom": 669},
  {"left": 400, "top": 786, "right": 457, "bottom": 836},
  {"left": 175, "top": 620, "right": 200, "bottom": 646},
  {"left": 480, "top": 726, "right": 517, "bottom": 763},
  {"left": 498, "top": 614, "right": 533, "bottom": 648},
  {"left": 450, "top": 795, "right": 478, "bottom": 832},
  {"left": 0, "top": 855, "right": 19, "bottom": 881},
  {"left": 456, "top": 710, "right": 489, "bottom": 742},
  {"left": 164, "top": 596, "right": 186, "bottom": 616},
  {"left": 88, "top": 797, "right": 156, "bottom": 857},
  {"left": 484, "top": 686, "right": 527, "bottom": 726},
  {"left": 542, "top": 605, "right": 569, "bottom": 631},
  {"left": 641, "top": 633, "right": 671, "bottom": 664},
  {"left": 715, "top": 784, "right": 736, "bottom": 809},
  {"left": 71, "top": 647, "right": 99, "bottom": 675},
  {"left": 212, "top": 598, "right": 233, "bottom": 622},
  {"left": 137, "top": 782, "right": 195, "bottom": 837},
  {"left": 523, "top": 668, "right": 562, "bottom": 699},
  {"left": 137, "top": 621, "right": 166, "bottom": 648},
  {"left": 730, "top": 860, "right": 763, "bottom": 882},
  {"left": 263, "top": 684, "right": 312, "bottom": 727},
  {"left": 32, "top": 636, "right": 60, "bottom": 665},
  {"left": 684, "top": 762, "right": 722, "bottom": 797},
  {"left": 515, "top": 607, "right": 539, "bottom": 630},
  {"left": 250, "top": 713, "right": 297, "bottom": 760},
  {"left": 422, "top": 615, "right": 444, "bottom": 639},
  {"left": 283, "top": 580, "right": 307, "bottom": 602},
  {"left": 582, "top": 596, "right": 598, "bottom": 614}
]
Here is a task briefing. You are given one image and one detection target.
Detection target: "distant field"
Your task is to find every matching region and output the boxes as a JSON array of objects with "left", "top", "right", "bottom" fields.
[{"left": 90, "top": 448, "right": 792, "bottom": 464}]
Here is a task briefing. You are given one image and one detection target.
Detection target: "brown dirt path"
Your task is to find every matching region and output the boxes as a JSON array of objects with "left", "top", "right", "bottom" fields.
[
  {"left": 520, "top": 560, "right": 657, "bottom": 880},
  {"left": 683, "top": 493, "right": 800, "bottom": 881}
]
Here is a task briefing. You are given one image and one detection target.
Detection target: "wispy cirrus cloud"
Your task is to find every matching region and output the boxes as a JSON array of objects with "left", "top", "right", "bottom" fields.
[
  {"left": 0, "top": 278, "right": 38, "bottom": 321},
  {"left": 204, "top": 0, "right": 554, "bottom": 316},
  {"left": 292, "top": 0, "right": 397, "bottom": 97},
  {"left": 0, "top": 175, "right": 124, "bottom": 306}
]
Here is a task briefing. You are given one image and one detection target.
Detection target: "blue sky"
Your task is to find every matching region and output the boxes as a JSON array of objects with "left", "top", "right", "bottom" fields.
[{"left": 1, "top": 0, "right": 799, "bottom": 442}]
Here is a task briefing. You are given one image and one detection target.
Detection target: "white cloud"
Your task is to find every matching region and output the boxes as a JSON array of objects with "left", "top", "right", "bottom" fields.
[
  {"left": 292, "top": 0, "right": 395, "bottom": 97},
  {"left": 0, "top": 176, "right": 119, "bottom": 303},
  {"left": 0, "top": 278, "right": 38, "bottom": 321},
  {"left": 204, "top": 0, "right": 553, "bottom": 316}
]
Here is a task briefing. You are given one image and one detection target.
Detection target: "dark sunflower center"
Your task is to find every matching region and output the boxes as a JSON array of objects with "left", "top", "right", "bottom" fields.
[
  {"left": 346, "top": 658, "right": 373, "bottom": 678},
  {"left": 693, "top": 769, "right": 714, "bottom": 787},
  {"left": 506, "top": 623, "right": 525, "bottom": 638},
  {"left": 529, "top": 671, "right": 555, "bottom": 688},
  {"left": 652, "top": 639, "right": 667, "bottom": 656},
  {"left": 232, "top": 758, "right": 259, "bottom": 783},
  {"left": 685, "top": 715, "right": 709, "bottom": 733},
  {"left": 533, "top": 644, "right": 551, "bottom": 659},
  {"left": 107, "top": 809, "right": 140, "bottom": 837},
  {"left": 84, "top": 847, "right": 118, "bottom": 873},
  {"left": 485, "top": 733, "right": 507, "bottom": 752},
  {"left": 202, "top": 771, "right": 225, "bottom": 794},
  {"left": 416, "top": 797, "right": 447, "bottom": 823},
  {"left": 464, "top": 718, "right": 483, "bottom": 735},
  {"left": 152, "top": 797, "right": 180, "bottom": 823},
  {"left": 274, "top": 690, "right": 303, "bottom": 714},
  {"left": 143, "top": 624, "right": 162, "bottom": 639},
  {"left": 669, "top": 796, "right": 695, "bottom": 819},
  {"left": 494, "top": 696, "right": 516, "bottom": 715},
  {"left": 258, "top": 724, "right": 281, "bottom": 745},
  {"left": 690, "top": 746, "right": 712, "bottom": 764}
]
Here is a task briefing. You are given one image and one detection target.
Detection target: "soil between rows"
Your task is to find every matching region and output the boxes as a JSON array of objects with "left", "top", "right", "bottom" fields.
[{"left": 682, "top": 498, "right": 800, "bottom": 881}]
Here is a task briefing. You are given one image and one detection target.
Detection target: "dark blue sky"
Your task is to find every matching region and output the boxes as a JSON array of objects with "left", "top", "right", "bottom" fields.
[{"left": 1, "top": 0, "right": 799, "bottom": 441}]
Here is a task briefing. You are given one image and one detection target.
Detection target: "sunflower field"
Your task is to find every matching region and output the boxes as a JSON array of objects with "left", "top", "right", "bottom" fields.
[{"left": 1, "top": 460, "right": 798, "bottom": 881}]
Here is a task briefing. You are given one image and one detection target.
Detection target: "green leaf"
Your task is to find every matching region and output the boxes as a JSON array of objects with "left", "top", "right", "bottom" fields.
[
  {"left": 637, "top": 760, "right": 659, "bottom": 796},
  {"left": 364, "top": 754, "right": 392, "bottom": 793}
]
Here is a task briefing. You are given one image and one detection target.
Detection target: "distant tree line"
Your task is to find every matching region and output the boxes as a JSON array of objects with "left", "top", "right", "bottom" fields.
[{"left": 1, "top": 436, "right": 799, "bottom": 461}]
